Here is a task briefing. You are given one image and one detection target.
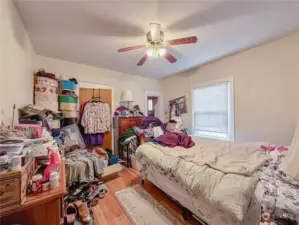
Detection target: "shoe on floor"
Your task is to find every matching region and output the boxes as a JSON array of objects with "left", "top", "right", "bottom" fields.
[
  {"left": 65, "top": 203, "right": 77, "bottom": 225},
  {"left": 75, "top": 200, "right": 91, "bottom": 223}
]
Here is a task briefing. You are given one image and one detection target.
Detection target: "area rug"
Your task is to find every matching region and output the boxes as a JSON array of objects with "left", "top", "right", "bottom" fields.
[{"left": 115, "top": 185, "right": 183, "bottom": 225}]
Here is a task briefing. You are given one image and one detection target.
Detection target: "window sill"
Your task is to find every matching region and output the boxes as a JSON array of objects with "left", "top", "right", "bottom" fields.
[{"left": 193, "top": 131, "right": 234, "bottom": 141}]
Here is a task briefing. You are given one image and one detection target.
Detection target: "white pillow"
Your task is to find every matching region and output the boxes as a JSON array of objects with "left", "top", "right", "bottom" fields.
[{"left": 280, "top": 121, "right": 299, "bottom": 179}]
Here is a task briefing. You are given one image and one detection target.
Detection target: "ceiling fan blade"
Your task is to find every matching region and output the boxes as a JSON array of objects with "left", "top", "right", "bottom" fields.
[
  {"left": 118, "top": 45, "right": 146, "bottom": 52},
  {"left": 164, "top": 51, "right": 177, "bottom": 64},
  {"left": 137, "top": 54, "right": 148, "bottom": 66},
  {"left": 166, "top": 36, "right": 198, "bottom": 46}
]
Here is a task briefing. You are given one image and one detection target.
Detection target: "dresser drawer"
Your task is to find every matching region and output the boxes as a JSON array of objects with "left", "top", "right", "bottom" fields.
[
  {"left": 118, "top": 117, "right": 144, "bottom": 135},
  {"left": 119, "top": 119, "right": 129, "bottom": 126}
]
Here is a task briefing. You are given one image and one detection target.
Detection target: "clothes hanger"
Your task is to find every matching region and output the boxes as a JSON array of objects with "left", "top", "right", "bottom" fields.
[{"left": 91, "top": 89, "right": 102, "bottom": 102}]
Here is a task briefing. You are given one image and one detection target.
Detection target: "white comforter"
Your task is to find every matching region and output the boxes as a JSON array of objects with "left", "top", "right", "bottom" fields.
[{"left": 136, "top": 137, "right": 269, "bottom": 222}]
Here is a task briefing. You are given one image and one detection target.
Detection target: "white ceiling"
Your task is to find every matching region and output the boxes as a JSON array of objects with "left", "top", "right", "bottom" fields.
[{"left": 14, "top": 0, "right": 299, "bottom": 79}]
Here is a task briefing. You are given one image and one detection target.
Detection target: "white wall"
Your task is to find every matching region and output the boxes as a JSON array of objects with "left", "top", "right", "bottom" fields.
[
  {"left": 161, "top": 31, "right": 299, "bottom": 145},
  {"left": 34, "top": 55, "right": 162, "bottom": 113},
  {"left": 0, "top": 0, "right": 35, "bottom": 125}
]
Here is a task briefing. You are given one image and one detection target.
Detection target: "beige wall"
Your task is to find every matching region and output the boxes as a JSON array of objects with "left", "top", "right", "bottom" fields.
[
  {"left": 34, "top": 55, "right": 162, "bottom": 113},
  {"left": 0, "top": 0, "right": 35, "bottom": 125},
  {"left": 161, "top": 31, "right": 299, "bottom": 145}
]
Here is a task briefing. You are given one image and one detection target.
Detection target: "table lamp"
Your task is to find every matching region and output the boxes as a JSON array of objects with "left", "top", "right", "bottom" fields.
[{"left": 120, "top": 90, "right": 134, "bottom": 109}]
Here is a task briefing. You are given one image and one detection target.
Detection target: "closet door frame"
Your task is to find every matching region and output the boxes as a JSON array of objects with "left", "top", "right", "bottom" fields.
[{"left": 78, "top": 82, "right": 114, "bottom": 150}]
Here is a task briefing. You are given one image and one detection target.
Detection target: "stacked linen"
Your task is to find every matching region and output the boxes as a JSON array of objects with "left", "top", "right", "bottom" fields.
[
  {"left": 59, "top": 80, "right": 78, "bottom": 126},
  {"left": 34, "top": 76, "right": 59, "bottom": 112}
]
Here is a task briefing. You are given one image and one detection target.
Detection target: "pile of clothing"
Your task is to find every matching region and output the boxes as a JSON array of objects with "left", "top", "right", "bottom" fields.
[
  {"left": 115, "top": 106, "right": 133, "bottom": 117},
  {"left": 65, "top": 146, "right": 106, "bottom": 185},
  {"left": 154, "top": 132, "right": 195, "bottom": 148},
  {"left": 120, "top": 116, "right": 193, "bottom": 154},
  {"left": 114, "top": 105, "right": 144, "bottom": 117}
]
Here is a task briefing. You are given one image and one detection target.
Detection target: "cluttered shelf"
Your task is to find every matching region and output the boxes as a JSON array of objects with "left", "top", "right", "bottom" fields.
[
  {"left": 0, "top": 161, "right": 66, "bottom": 218},
  {"left": 23, "top": 161, "right": 66, "bottom": 208}
]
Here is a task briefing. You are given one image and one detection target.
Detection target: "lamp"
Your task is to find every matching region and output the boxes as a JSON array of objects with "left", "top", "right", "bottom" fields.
[{"left": 120, "top": 90, "right": 134, "bottom": 109}]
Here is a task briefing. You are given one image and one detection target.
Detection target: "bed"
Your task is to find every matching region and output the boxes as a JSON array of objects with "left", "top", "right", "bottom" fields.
[{"left": 135, "top": 137, "right": 299, "bottom": 225}]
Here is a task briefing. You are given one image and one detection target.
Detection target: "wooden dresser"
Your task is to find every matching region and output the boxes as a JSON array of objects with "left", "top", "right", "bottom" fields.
[
  {"left": 113, "top": 117, "right": 144, "bottom": 155},
  {"left": 1, "top": 162, "right": 66, "bottom": 225}
]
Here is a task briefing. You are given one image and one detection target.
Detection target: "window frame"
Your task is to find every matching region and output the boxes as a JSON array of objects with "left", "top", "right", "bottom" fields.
[{"left": 192, "top": 77, "right": 235, "bottom": 141}]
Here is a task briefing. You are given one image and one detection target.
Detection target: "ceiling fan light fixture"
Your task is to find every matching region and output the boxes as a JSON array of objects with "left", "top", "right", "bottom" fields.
[
  {"left": 146, "top": 48, "right": 153, "bottom": 57},
  {"left": 159, "top": 48, "right": 166, "bottom": 56}
]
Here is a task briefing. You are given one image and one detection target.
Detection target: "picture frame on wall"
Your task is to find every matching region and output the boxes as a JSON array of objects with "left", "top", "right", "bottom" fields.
[{"left": 169, "top": 96, "right": 188, "bottom": 114}]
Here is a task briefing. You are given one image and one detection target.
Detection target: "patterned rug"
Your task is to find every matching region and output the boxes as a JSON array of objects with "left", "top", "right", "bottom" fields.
[{"left": 115, "top": 185, "right": 183, "bottom": 225}]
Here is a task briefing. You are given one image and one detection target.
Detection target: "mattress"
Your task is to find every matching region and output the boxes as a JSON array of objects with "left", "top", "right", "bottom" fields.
[
  {"left": 137, "top": 138, "right": 299, "bottom": 225},
  {"left": 142, "top": 161, "right": 260, "bottom": 225},
  {"left": 145, "top": 168, "right": 254, "bottom": 225}
]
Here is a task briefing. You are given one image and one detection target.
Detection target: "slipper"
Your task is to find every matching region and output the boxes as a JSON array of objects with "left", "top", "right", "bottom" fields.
[{"left": 65, "top": 203, "right": 77, "bottom": 225}]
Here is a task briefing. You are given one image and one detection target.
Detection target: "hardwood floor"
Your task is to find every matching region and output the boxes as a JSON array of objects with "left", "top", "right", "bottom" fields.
[{"left": 94, "top": 167, "right": 201, "bottom": 225}]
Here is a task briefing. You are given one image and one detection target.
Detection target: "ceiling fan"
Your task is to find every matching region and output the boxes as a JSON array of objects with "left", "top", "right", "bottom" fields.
[{"left": 117, "top": 23, "right": 198, "bottom": 66}]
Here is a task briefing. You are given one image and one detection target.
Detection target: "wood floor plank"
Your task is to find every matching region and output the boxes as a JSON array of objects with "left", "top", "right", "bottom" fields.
[
  {"left": 93, "top": 167, "right": 201, "bottom": 225},
  {"left": 115, "top": 215, "right": 132, "bottom": 225}
]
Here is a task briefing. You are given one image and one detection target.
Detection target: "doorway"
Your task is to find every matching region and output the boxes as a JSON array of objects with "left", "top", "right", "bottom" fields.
[
  {"left": 147, "top": 96, "right": 158, "bottom": 116},
  {"left": 144, "top": 91, "right": 160, "bottom": 117}
]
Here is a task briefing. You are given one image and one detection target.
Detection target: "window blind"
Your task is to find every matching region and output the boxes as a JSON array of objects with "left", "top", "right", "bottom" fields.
[{"left": 193, "top": 82, "right": 229, "bottom": 134}]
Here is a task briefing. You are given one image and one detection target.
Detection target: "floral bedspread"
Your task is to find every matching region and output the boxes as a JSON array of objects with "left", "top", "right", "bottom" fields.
[{"left": 257, "top": 156, "right": 299, "bottom": 223}]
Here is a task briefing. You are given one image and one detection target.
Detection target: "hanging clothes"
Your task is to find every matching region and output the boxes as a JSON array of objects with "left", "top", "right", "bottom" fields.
[
  {"left": 81, "top": 102, "right": 111, "bottom": 134},
  {"left": 83, "top": 133, "right": 104, "bottom": 146}
]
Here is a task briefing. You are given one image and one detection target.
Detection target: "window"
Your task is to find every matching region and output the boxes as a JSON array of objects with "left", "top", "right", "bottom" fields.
[
  {"left": 192, "top": 79, "right": 234, "bottom": 141},
  {"left": 148, "top": 99, "right": 153, "bottom": 111}
]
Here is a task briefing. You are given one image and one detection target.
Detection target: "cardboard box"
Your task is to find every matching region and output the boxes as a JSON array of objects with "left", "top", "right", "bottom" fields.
[{"left": 0, "top": 158, "right": 34, "bottom": 214}]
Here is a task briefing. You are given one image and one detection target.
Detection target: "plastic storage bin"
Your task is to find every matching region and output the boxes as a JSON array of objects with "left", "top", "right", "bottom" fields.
[
  {"left": 59, "top": 102, "right": 77, "bottom": 111},
  {"left": 58, "top": 95, "right": 78, "bottom": 103},
  {"left": 62, "top": 111, "right": 78, "bottom": 118},
  {"left": 59, "top": 124, "right": 85, "bottom": 148},
  {"left": 0, "top": 140, "right": 24, "bottom": 155},
  {"left": 61, "top": 80, "right": 76, "bottom": 90}
]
